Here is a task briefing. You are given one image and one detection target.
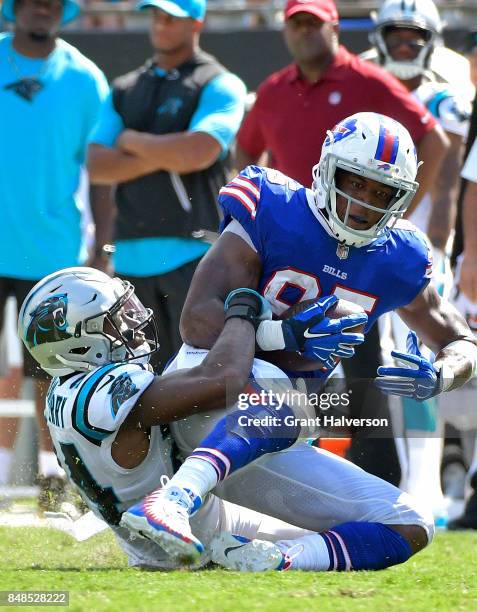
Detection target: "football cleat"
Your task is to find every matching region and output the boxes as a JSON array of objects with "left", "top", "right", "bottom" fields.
[
  {"left": 210, "top": 533, "right": 292, "bottom": 572},
  {"left": 120, "top": 486, "right": 204, "bottom": 565}
]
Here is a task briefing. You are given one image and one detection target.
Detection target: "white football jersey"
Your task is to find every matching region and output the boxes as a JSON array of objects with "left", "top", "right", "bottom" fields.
[
  {"left": 361, "top": 46, "right": 475, "bottom": 101},
  {"left": 45, "top": 362, "right": 175, "bottom": 526},
  {"left": 412, "top": 80, "right": 471, "bottom": 138}
]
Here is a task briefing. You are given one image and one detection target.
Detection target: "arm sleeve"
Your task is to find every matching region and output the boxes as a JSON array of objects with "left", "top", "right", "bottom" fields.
[
  {"left": 72, "top": 363, "right": 155, "bottom": 444},
  {"left": 366, "top": 67, "right": 437, "bottom": 142},
  {"left": 189, "top": 72, "right": 247, "bottom": 154},
  {"left": 218, "top": 165, "right": 266, "bottom": 251},
  {"left": 88, "top": 90, "right": 125, "bottom": 148}
]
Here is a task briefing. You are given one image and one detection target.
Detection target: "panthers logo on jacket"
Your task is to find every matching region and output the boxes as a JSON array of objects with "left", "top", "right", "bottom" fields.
[
  {"left": 25, "top": 293, "right": 71, "bottom": 349},
  {"left": 108, "top": 373, "right": 139, "bottom": 417}
]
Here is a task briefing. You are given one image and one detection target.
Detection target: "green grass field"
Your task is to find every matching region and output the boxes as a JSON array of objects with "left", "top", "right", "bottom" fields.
[{"left": 0, "top": 528, "right": 476, "bottom": 611}]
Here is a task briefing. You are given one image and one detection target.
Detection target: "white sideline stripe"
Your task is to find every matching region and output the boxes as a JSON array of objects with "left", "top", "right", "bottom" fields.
[
  {"left": 0, "top": 512, "right": 45, "bottom": 528},
  {"left": 0, "top": 509, "right": 109, "bottom": 540},
  {"left": 0, "top": 400, "right": 35, "bottom": 417},
  {"left": 0, "top": 486, "right": 39, "bottom": 498}
]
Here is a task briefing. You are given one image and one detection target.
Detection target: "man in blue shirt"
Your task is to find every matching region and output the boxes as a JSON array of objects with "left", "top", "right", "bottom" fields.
[
  {"left": 0, "top": 0, "right": 109, "bottom": 503},
  {"left": 88, "top": 0, "right": 246, "bottom": 372}
]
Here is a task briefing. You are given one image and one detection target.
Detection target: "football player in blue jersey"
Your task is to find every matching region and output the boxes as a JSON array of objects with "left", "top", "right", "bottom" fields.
[
  {"left": 180, "top": 112, "right": 476, "bottom": 382},
  {"left": 138, "top": 111, "right": 477, "bottom": 570}
]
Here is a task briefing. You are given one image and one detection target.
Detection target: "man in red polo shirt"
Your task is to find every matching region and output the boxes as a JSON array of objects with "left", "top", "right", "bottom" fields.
[
  {"left": 236, "top": 0, "right": 447, "bottom": 205},
  {"left": 236, "top": 0, "right": 449, "bottom": 487}
]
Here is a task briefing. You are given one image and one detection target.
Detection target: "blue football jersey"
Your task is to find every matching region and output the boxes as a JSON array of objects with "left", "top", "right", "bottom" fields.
[{"left": 219, "top": 165, "right": 432, "bottom": 331}]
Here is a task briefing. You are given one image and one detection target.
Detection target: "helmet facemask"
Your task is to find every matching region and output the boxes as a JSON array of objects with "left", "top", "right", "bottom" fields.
[
  {"left": 313, "top": 153, "right": 418, "bottom": 247},
  {"left": 373, "top": 24, "right": 436, "bottom": 80},
  {"left": 67, "top": 280, "right": 159, "bottom": 372}
]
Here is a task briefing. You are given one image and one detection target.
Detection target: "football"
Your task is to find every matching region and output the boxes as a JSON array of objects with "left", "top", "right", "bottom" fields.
[{"left": 280, "top": 297, "right": 367, "bottom": 334}]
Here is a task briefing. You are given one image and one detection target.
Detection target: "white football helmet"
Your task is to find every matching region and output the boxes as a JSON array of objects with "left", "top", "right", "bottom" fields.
[
  {"left": 18, "top": 267, "right": 158, "bottom": 377},
  {"left": 371, "top": 0, "right": 443, "bottom": 80},
  {"left": 312, "top": 112, "right": 419, "bottom": 247}
]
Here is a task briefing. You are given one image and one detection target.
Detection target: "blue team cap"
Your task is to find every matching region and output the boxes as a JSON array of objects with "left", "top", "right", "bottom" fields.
[
  {"left": 136, "top": 0, "right": 206, "bottom": 21},
  {"left": 2, "top": 0, "right": 80, "bottom": 24}
]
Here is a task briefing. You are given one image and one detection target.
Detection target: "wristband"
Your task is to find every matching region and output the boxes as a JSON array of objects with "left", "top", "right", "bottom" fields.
[
  {"left": 434, "top": 362, "right": 455, "bottom": 392},
  {"left": 255, "top": 320, "right": 286, "bottom": 351},
  {"left": 443, "top": 339, "right": 477, "bottom": 377},
  {"left": 224, "top": 289, "right": 263, "bottom": 328}
]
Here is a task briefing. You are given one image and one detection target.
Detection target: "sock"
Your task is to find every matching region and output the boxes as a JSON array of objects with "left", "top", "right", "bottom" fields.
[
  {"left": 162, "top": 394, "right": 300, "bottom": 501},
  {"left": 0, "top": 448, "right": 13, "bottom": 486},
  {"left": 403, "top": 397, "right": 444, "bottom": 509},
  {"left": 39, "top": 451, "right": 65, "bottom": 478},
  {"left": 188, "top": 398, "right": 300, "bottom": 481},
  {"left": 277, "top": 522, "right": 412, "bottom": 571},
  {"left": 405, "top": 436, "right": 444, "bottom": 509},
  {"left": 276, "top": 533, "right": 331, "bottom": 571},
  {"left": 167, "top": 457, "right": 219, "bottom": 500}
]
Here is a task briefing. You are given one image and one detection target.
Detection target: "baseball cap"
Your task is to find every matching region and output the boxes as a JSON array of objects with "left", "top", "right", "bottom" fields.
[
  {"left": 284, "top": 0, "right": 338, "bottom": 22},
  {"left": 1, "top": 0, "right": 80, "bottom": 24},
  {"left": 136, "top": 0, "right": 206, "bottom": 21}
]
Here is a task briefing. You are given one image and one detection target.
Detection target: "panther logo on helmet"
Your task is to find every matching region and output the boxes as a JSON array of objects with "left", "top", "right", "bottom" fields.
[
  {"left": 25, "top": 294, "right": 71, "bottom": 349},
  {"left": 108, "top": 373, "right": 139, "bottom": 417}
]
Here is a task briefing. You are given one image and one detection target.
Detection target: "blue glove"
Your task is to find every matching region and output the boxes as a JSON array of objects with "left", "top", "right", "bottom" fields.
[
  {"left": 375, "top": 331, "right": 443, "bottom": 401},
  {"left": 281, "top": 295, "right": 368, "bottom": 369}
]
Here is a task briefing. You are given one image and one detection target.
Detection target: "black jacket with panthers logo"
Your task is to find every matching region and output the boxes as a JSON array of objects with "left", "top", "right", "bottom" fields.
[{"left": 112, "top": 51, "right": 231, "bottom": 241}]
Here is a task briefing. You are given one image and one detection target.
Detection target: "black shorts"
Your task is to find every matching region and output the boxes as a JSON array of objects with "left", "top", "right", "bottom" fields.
[{"left": 0, "top": 277, "right": 50, "bottom": 380}]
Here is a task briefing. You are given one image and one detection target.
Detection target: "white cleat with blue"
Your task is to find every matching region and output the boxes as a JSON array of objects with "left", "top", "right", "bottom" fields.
[
  {"left": 210, "top": 533, "right": 292, "bottom": 572},
  {"left": 120, "top": 486, "right": 204, "bottom": 565}
]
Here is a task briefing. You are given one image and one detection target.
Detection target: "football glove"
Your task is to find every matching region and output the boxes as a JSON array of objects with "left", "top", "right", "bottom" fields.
[
  {"left": 375, "top": 331, "right": 444, "bottom": 401},
  {"left": 281, "top": 295, "right": 368, "bottom": 369}
]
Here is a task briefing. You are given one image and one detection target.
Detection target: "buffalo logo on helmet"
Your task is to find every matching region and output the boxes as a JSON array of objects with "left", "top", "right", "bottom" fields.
[
  {"left": 108, "top": 373, "right": 139, "bottom": 417},
  {"left": 324, "top": 118, "right": 357, "bottom": 147},
  {"left": 25, "top": 294, "right": 71, "bottom": 349}
]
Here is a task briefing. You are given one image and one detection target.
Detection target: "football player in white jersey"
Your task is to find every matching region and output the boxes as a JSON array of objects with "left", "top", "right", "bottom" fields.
[
  {"left": 18, "top": 268, "right": 316, "bottom": 568},
  {"left": 19, "top": 265, "right": 440, "bottom": 573},
  {"left": 364, "top": 0, "right": 473, "bottom": 516}
]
